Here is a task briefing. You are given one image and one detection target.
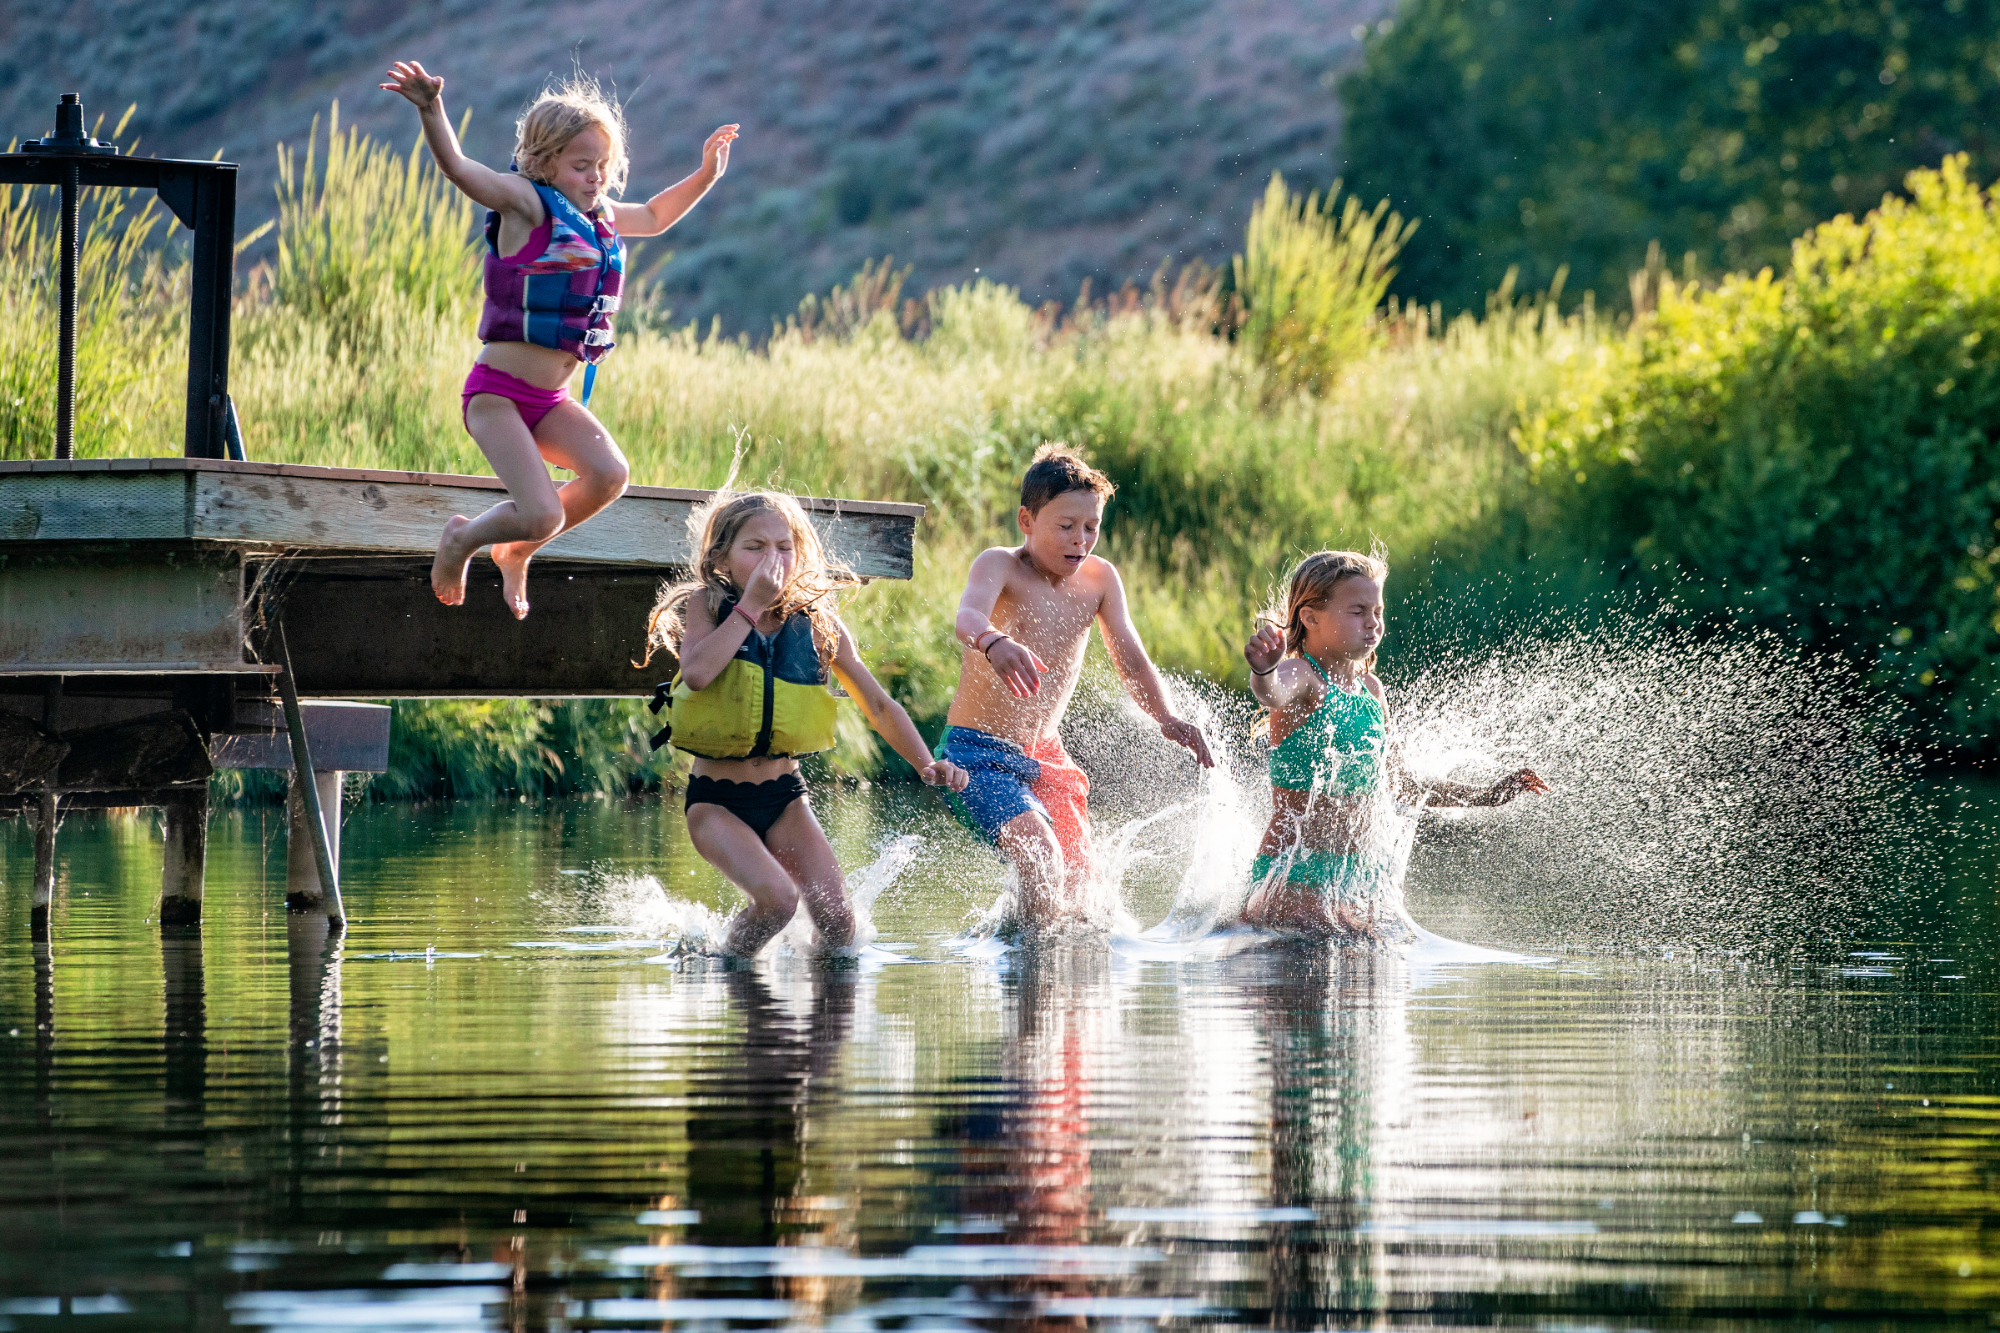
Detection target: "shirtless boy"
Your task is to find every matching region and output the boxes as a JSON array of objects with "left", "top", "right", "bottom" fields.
[{"left": 938, "top": 444, "right": 1214, "bottom": 924}]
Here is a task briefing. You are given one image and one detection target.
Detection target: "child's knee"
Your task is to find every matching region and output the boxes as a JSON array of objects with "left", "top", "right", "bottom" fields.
[
  {"left": 516, "top": 497, "right": 566, "bottom": 541},
  {"left": 748, "top": 875, "right": 800, "bottom": 918},
  {"left": 999, "top": 813, "right": 1061, "bottom": 867}
]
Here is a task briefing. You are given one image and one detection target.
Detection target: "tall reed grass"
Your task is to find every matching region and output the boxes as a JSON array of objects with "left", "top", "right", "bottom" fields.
[
  {"left": 6, "top": 113, "right": 1605, "bottom": 796},
  {"left": 1233, "top": 172, "right": 1418, "bottom": 394},
  {"left": 0, "top": 108, "right": 185, "bottom": 460}
]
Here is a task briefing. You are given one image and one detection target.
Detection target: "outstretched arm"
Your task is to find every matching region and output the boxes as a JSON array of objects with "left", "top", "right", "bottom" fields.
[
  {"left": 1095, "top": 561, "right": 1214, "bottom": 767},
  {"left": 1409, "top": 768, "right": 1551, "bottom": 806},
  {"left": 613, "top": 124, "right": 740, "bottom": 238},
  {"left": 830, "top": 624, "right": 968, "bottom": 790},
  {"left": 1380, "top": 679, "right": 1549, "bottom": 805},
  {"left": 381, "top": 60, "right": 541, "bottom": 220}
]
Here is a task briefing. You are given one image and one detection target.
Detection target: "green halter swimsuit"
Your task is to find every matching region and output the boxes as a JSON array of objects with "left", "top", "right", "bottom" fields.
[{"left": 1251, "top": 655, "right": 1389, "bottom": 895}]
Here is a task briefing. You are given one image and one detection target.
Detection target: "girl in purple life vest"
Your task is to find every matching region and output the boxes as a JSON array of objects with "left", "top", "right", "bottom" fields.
[{"left": 383, "top": 60, "right": 738, "bottom": 619}]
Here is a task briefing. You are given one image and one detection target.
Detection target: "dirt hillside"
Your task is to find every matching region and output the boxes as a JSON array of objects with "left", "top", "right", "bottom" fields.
[{"left": 2, "top": 0, "right": 1388, "bottom": 329}]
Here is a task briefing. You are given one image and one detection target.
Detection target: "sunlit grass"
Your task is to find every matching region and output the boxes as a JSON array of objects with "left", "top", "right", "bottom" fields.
[{"left": 3, "top": 115, "right": 1604, "bottom": 794}]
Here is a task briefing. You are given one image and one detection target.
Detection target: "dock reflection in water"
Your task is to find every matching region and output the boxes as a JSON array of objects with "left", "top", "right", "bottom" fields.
[{"left": 0, "top": 790, "right": 1996, "bottom": 1330}]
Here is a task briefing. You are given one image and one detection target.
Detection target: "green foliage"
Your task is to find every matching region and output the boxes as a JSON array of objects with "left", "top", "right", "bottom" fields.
[
  {"left": 1339, "top": 0, "right": 2000, "bottom": 315},
  {"left": 366, "top": 698, "right": 672, "bottom": 802},
  {"left": 0, "top": 107, "right": 182, "bottom": 460},
  {"left": 1233, "top": 173, "right": 1416, "bottom": 392},
  {"left": 272, "top": 103, "right": 480, "bottom": 351},
  {"left": 1517, "top": 157, "right": 2000, "bottom": 748},
  {"left": 36, "top": 113, "right": 2000, "bottom": 799}
]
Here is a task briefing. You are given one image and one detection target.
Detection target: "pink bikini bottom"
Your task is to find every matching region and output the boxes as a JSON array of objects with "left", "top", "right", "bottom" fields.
[{"left": 462, "top": 363, "right": 569, "bottom": 431}]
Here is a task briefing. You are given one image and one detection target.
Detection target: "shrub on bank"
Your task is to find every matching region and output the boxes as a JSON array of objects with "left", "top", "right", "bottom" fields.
[{"left": 1517, "top": 157, "right": 2000, "bottom": 749}]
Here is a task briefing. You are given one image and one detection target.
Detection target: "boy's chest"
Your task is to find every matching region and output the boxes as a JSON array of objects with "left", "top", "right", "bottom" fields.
[{"left": 997, "top": 579, "right": 1099, "bottom": 643}]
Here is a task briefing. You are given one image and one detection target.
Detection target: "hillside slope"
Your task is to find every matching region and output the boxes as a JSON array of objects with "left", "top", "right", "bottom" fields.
[{"left": 1, "top": 0, "right": 1387, "bottom": 330}]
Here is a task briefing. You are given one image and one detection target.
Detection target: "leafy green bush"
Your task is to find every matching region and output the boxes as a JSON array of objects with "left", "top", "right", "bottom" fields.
[
  {"left": 1517, "top": 157, "right": 2000, "bottom": 752},
  {"left": 1340, "top": 0, "right": 2000, "bottom": 317}
]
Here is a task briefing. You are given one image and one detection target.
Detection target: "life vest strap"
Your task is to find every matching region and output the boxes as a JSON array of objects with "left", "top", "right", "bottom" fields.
[{"left": 749, "top": 652, "right": 777, "bottom": 758}]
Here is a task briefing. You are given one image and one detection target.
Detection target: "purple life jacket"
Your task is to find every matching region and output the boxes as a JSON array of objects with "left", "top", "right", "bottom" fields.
[{"left": 477, "top": 182, "right": 625, "bottom": 364}]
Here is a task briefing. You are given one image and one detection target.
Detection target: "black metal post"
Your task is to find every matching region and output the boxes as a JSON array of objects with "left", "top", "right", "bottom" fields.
[
  {"left": 183, "top": 170, "right": 235, "bottom": 458},
  {"left": 6, "top": 93, "right": 239, "bottom": 461},
  {"left": 56, "top": 157, "right": 77, "bottom": 459}
]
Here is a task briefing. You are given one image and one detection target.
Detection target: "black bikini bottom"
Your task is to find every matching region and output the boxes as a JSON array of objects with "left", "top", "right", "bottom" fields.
[{"left": 685, "top": 771, "right": 808, "bottom": 838}]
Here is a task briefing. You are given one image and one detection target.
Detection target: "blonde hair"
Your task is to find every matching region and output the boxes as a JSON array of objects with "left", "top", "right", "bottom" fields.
[
  {"left": 643, "top": 491, "right": 859, "bottom": 669},
  {"left": 1262, "top": 548, "right": 1389, "bottom": 674},
  {"left": 514, "top": 75, "right": 629, "bottom": 198}
]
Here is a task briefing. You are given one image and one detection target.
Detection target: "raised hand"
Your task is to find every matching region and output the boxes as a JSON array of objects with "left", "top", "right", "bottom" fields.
[
  {"left": 739, "top": 547, "right": 789, "bottom": 616},
  {"left": 702, "top": 124, "right": 740, "bottom": 180},
  {"left": 381, "top": 60, "right": 443, "bottom": 109},
  {"left": 1161, "top": 717, "right": 1215, "bottom": 768},
  {"left": 986, "top": 636, "right": 1047, "bottom": 698},
  {"left": 1485, "top": 768, "right": 1551, "bottom": 804},
  {"left": 1244, "top": 623, "right": 1286, "bottom": 676},
  {"left": 919, "top": 758, "right": 970, "bottom": 792}
]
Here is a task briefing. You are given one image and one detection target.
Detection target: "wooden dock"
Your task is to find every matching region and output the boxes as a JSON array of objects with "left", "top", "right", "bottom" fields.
[
  {"left": 0, "top": 458, "right": 923, "bottom": 932},
  {"left": 0, "top": 98, "right": 925, "bottom": 945},
  {"left": 0, "top": 457, "right": 921, "bottom": 694}
]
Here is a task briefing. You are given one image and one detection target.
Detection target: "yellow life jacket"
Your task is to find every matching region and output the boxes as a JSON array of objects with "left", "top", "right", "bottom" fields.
[{"left": 649, "top": 601, "right": 840, "bottom": 760}]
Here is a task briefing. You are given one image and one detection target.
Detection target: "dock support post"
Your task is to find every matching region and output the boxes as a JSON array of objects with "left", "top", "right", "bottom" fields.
[
  {"left": 276, "top": 624, "right": 347, "bottom": 928},
  {"left": 159, "top": 789, "right": 208, "bottom": 927},
  {"left": 30, "top": 793, "right": 59, "bottom": 941},
  {"left": 285, "top": 770, "right": 343, "bottom": 914}
]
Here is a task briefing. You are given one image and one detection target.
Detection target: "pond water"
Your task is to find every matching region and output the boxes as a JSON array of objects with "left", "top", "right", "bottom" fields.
[{"left": 0, "top": 770, "right": 1995, "bottom": 1331}]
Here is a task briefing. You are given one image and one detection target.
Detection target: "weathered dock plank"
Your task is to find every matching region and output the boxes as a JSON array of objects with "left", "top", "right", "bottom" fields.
[
  {"left": 0, "top": 459, "right": 923, "bottom": 579},
  {"left": 0, "top": 460, "right": 924, "bottom": 694}
]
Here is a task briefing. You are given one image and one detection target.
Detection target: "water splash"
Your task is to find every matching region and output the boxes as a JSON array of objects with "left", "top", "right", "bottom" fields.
[
  {"left": 1039, "top": 610, "right": 1924, "bottom": 955},
  {"left": 764, "top": 833, "right": 926, "bottom": 957},
  {"left": 564, "top": 833, "right": 930, "bottom": 962},
  {"left": 1386, "top": 614, "right": 1925, "bottom": 951}
]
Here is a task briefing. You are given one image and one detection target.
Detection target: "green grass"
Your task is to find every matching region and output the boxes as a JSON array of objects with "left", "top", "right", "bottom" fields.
[
  {"left": 34, "top": 115, "right": 1988, "bottom": 795},
  {"left": 0, "top": 118, "right": 1614, "bottom": 797}
]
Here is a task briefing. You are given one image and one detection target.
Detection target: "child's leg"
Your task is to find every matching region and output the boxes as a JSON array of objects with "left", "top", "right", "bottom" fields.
[
  {"left": 433, "top": 394, "right": 570, "bottom": 607},
  {"left": 488, "top": 399, "right": 630, "bottom": 618},
  {"left": 685, "top": 804, "right": 804, "bottom": 958},
  {"left": 997, "top": 810, "right": 1067, "bottom": 925},
  {"left": 762, "top": 798, "right": 856, "bottom": 951}
]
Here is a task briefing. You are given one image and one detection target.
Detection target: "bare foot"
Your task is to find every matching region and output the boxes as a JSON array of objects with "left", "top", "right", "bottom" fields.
[
  {"left": 431, "top": 516, "right": 474, "bottom": 606},
  {"left": 490, "top": 540, "right": 534, "bottom": 620}
]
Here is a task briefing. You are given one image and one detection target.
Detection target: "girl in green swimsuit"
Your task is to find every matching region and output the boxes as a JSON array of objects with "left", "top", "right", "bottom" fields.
[{"left": 1240, "top": 551, "right": 1548, "bottom": 941}]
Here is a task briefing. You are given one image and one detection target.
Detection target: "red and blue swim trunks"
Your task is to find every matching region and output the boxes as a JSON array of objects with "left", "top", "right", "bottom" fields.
[{"left": 935, "top": 725, "right": 1096, "bottom": 882}]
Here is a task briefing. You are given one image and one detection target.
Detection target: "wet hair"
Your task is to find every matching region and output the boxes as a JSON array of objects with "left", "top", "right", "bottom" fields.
[
  {"left": 514, "top": 75, "right": 629, "bottom": 198},
  {"left": 1019, "top": 442, "right": 1116, "bottom": 515},
  {"left": 1265, "top": 549, "right": 1389, "bottom": 673},
  {"left": 642, "top": 491, "right": 859, "bottom": 668}
]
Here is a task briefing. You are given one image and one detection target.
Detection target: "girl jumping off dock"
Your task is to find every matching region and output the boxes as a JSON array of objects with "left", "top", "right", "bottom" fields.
[
  {"left": 644, "top": 492, "right": 969, "bottom": 959},
  {"left": 1239, "top": 551, "right": 1548, "bottom": 942},
  {"left": 383, "top": 60, "right": 738, "bottom": 618}
]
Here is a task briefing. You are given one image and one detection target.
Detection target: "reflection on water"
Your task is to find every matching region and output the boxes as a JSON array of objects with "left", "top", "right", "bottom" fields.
[{"left": 0, "top": 786, "right": 1997, "bottom": 1330}]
